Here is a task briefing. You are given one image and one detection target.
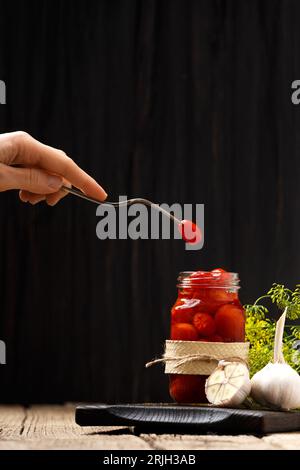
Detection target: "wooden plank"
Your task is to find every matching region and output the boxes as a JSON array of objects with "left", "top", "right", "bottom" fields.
[
  {"left": 1, "top": 405, "right": 300, "bottom": 450},
  {"left": 0, "top": 436, "right": 152, "bottom": 450},
  {"left": 140, "top": 433, "right": 277, "bottom": 450},
  {"left": 0, "top": 405, "right": 26, "bottom": 439},
  {"left": 262, "top": 433, "right": 300, "bottom": 450},
  {"left": 0, "top": 405, "right": 152, "bottom": 450},
  {"left": 22, "top": 404, "right": 128, "bottom": 438}
]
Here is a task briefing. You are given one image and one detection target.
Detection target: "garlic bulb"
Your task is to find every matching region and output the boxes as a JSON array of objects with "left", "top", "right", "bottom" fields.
[
  {"left": 251, "top": 308, "right": 300, "bottom": 410},
  {"left": 205, "top": 360, "right": 251, "bottom": 407}
]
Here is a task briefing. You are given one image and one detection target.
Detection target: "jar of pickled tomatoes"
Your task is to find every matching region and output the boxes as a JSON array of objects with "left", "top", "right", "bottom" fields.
[{"left": 169, "top": 268, "right": 245, "bottom": 403}]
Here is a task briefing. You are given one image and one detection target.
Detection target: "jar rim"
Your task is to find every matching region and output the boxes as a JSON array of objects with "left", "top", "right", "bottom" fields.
[{"left": 177, "top": 271, "right": 240, "bottom": 288}]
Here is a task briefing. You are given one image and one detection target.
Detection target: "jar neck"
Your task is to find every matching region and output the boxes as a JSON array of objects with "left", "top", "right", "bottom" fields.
[{"left": 177, "top": 271, "right": 240, "bottom": 289}]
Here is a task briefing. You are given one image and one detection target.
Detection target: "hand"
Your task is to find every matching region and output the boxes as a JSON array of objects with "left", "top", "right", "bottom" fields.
[{"left": 0, "top": 131, "right": 107, "bottom": 205}]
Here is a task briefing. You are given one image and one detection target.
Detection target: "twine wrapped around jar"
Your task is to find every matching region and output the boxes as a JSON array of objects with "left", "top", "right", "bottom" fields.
[{"left": 146, "top": 340, "right": 250, "bottom": 375}]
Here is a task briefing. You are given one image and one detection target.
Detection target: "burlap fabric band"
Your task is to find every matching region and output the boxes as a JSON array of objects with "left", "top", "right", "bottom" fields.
[{"left": 146, "top": 340, "right": 250, "bottom": 375}]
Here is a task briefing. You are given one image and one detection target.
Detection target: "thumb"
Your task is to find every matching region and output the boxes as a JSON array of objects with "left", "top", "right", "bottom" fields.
[{"left": 1, "top": 165, "right": 63, "bottom": 194}]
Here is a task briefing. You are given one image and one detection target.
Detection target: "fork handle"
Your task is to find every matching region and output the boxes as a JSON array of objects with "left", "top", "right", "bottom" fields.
[
  {"left": 61, "top": 186, "right": 181, "bottom": 224},
  {"left": 61, "top": 185, "right": 111, "bottom": 205}
]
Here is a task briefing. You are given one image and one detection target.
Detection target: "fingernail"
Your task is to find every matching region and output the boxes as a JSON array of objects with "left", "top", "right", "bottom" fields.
[
  {"left": 48, "top": 175, "right": 62, "bottom": 190},
  {"left": 19, "top": 191, "right": 29, "bottom": 202}
]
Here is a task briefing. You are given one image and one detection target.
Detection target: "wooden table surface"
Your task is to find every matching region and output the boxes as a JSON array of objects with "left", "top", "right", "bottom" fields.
[{"left": 0, "top": 404, "right": 300, "bottom": 450}]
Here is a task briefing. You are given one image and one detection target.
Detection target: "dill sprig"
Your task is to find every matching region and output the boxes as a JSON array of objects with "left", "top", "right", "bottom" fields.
[
  {"left": 268, "top": 283, "right": 300, "bottom": 319},
  {"left": 244, "top": 283, "right": 300, "bottom": 376}
]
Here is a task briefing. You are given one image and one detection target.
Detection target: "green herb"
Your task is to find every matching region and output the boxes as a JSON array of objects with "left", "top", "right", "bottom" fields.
[{"left": 244, "top": 283, "right": 300, "bottom": 376}]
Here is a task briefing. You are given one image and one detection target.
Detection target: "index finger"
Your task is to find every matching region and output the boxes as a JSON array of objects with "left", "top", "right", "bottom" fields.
[{"left": 11, "top": 131, "right": 107, "bottom": 201}]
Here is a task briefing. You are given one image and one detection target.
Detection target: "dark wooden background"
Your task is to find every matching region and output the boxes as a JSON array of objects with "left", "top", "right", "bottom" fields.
[{"left": 0, "top": 0, "right": 299, "bottom": 403}]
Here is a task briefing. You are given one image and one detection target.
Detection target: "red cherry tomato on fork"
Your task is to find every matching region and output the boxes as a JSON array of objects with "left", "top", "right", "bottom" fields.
[{"left": 178, "top": 220, "right": 202, "bottom": 244}]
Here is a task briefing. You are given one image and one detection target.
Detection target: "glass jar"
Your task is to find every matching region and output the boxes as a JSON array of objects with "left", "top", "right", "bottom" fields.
[{"left": 169, "top": 268, "right": 245, "bottom": 403}]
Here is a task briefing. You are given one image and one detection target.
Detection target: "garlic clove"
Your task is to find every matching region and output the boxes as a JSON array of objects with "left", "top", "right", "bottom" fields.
[{"left": 205, "top": 361, "right": 251, "bottom": 407}]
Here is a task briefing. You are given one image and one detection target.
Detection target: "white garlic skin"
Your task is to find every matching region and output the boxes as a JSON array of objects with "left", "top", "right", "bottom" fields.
[
  {"left": 205, "top": 361, "right": 251, "bottom": 407},
  {"left": 251, "top": 362, "right": 300, "bottom": 410}
]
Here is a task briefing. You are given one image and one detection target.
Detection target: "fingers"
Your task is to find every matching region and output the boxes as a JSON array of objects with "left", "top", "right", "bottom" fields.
[
  {"left": 19, "top": 177, "right": 71, "bottom": 206},
  {"left": 46, "top": 190, "right": 67, "bottom": 206},
  {"left": 19, "top": 178, "right": 71, "bottom": 206},
  {"left": 6, "top": 131, "right": 107, "bottom": 201},
  {"left": 0, "top": 164, "right": 63, "bottom": 193},
  {"left": 19, "top": 188, "right": 69, "bottom": 206},
  {"left": 19, "top": 191, "right": 46, "bottom": 205}
]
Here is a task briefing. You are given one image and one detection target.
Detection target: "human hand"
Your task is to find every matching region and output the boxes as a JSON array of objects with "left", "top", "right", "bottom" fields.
[{"left": 0, "top": 131, "right": 107, "bottom": 205}]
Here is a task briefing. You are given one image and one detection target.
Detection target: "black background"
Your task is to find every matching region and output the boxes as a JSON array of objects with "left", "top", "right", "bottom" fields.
[{"left": 0, "top": 0, "right": 299, "bottom": 403}]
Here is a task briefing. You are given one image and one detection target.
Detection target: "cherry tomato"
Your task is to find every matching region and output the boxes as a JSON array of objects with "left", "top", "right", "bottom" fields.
[
  {"left": 211, "top": 268, "right": 227, "bottom": 274},
  {"left": 211, "top": 268, "right": 234, "bottom": 288},
  {"left": 192, "top": 289, "right": 218, "bottom": 314},
  {"left": 189, "top": 272, "right": 213, "bottom": 287},
  {"left": 169, "top": 375, "right": 207, "bottom": 403},
  {"left": 171, "top": 299, "right": 201, "bottom": 324},
  {"left": 171, "top": 308, "right": 193, "bottom": 324},
  {"left": 193, "top": 313, "right": 216, "bottom": 336},
  {"left": 206, "top": 288, "right": 238, "bottom": 304},
  {"left": 178, "top": 220, "right": 202, "bottom": 244},
  {"left": 171, "top": 323, "right": 199, "bottom": 341},
  {"left": 191, "top": 288, "right": 208, "bottom": 298},
  {"left": 189, "top": 271, "right": 208, "bottom": 279},
  {"left": 215, "top": 304, "right": 245, "bottom": 342}
]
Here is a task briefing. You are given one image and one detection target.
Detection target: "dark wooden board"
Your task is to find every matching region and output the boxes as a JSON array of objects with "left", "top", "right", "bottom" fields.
[{"left": 75, "top": 403, "right": 300, "bottom": 435}]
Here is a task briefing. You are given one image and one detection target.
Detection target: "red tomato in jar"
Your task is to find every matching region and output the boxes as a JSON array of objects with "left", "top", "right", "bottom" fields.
[
  {"left": 171, "top": 307, "right": 194, "bottom": 324},
  {"left": 171, "top": 299, "right": 201, "bottom": 324},
  {"left": 171, "top": 323, "right": 199, "bottom": 341},
  {"left": 191, "top": 289, "right": 217, "bottom": 314},
  {"left": 207, "top": 288, "right": 238, "bottom": 304},
  {"left": 191, "top": 291, "right": 221, "bottom": 315},
  {"left": 191, "top": 288, "right": 208, "bottom": 299},
  {"left": 169, "top": 375, "right": 207, "bottom": 403},
  {"left": 189, "top": 270, "right": 209, "bottom": 279},
  {"left": 215, "top": 304, "right": 245, "bottom": 342},
  {"left": 189, "top": 271, "right": 213, "bottom": 286},
  {"left": 211, "top": 268, "right": 227, "bottom": 274},
  {"left": 211, "top": 268, "right": 233, "bottom": 286},
  {"left": 193, "top": 313, "right": 216, "bottom": 337}
]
